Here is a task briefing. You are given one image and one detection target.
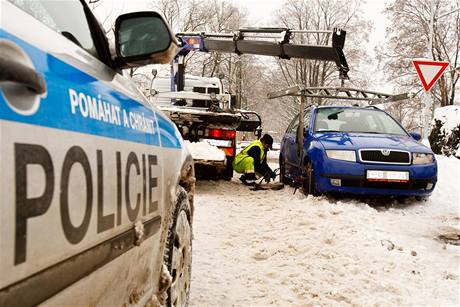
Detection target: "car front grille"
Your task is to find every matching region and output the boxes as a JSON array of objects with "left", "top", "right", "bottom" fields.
[{"left": 359, "top": 149, "right": 410, "bottom": 164}]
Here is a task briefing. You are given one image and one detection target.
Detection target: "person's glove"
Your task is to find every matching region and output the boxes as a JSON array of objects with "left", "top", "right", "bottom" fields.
[
  {"left": 263, "top": 171, "right": 272, "bottom": 183},
  {"left": 263, "top": 171, "right": 276, "bottom": 183}
]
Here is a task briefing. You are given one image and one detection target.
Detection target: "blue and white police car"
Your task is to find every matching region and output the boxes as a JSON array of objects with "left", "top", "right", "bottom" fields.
[
  {"left": 280, "top": 105, "right": 437, "bottom": 198},
  {"left": 0, "top": 1, "right": 194, "bottom": 306}
]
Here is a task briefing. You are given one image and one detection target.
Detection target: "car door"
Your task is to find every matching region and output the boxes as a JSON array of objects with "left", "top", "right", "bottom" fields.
[
  {"left": 282, "top": 114, "right": 299, "bottom": 174},
  {"left": 0, "top": 1, "right": 169, "bottom": 305},
  {"left": 283, "top": 109, "right": 311, "bottom": 179}
]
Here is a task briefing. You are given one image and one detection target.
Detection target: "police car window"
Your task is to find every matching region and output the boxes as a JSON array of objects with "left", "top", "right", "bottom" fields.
[{"left": 8, "top": 0, "right": 98, "bottom": 57}]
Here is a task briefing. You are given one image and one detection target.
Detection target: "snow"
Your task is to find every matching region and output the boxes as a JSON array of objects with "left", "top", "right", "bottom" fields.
[
  {"left": 434, "top": 105, "right": 460, "bottom": 135},
  {"left": 433, "top": 105, "right": 460, "bottom": 157},
  {"left": 185, "top": 140, "right": 225, "bottom": 161},
  {"left": 189, "top": 155, "right": 460, "bottom": 306},
  {"left": 266, "top": 148, "right": 280, "bottom": 161}
]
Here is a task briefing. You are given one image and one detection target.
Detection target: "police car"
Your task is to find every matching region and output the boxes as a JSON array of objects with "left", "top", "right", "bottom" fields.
[{"left": 0, "top": 1, "right": 194, "bottom": 306}]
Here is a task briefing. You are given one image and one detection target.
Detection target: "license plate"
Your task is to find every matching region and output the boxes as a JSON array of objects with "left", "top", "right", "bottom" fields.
[
  {"left": 200, "top": 138, "right": 232, "bottom": 147},
  {"left": 366, "top": 170, "right": 409, "bottom": 182}
]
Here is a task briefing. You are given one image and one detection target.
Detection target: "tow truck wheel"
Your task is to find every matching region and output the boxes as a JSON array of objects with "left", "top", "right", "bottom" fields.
[
  {"left": 222, "top": 164, "right": 234, "bottom": 181},
  {"left": 164, "top": 187, "right": 192, "bottom": 307},
  {"left": 222, "top": 157, "right": 234, "bottom": 181},
  {"left": 303, "top": 162, "right": 319, "bottom": 196}
]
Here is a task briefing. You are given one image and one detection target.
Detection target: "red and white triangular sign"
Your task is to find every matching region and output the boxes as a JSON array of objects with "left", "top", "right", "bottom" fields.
[{"left": 412, "top": 59, "right": 449, "bottom": 92}]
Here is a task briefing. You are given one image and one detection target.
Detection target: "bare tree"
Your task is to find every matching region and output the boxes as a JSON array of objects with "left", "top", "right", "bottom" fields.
[
  {"left": 152, "top": 0, "right": 257, "bottom": 109},
  {"left": 183, "top": 0, "right": 246, "bottom": 77},
  {"left": 274, "top": 0, "right": 370, "bottom": 89},
  {"left": 259, "top": 0, "right": 371, "bottom": 137},
  {"left": 379, "top": 0, "right": 460, "bottom": 107},
  {"left": 152, "top": 0, "right": 214, "bottom": 32}
]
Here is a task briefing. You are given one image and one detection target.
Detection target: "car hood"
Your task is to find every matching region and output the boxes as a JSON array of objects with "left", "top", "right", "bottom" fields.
[{"left": 315, "top": 132, "right": 432, "bottom": 153}]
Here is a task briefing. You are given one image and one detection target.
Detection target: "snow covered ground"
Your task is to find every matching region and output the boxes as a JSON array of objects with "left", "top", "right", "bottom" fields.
[{"left": 189, "top": 155, "right": 460, "bottom": 306}]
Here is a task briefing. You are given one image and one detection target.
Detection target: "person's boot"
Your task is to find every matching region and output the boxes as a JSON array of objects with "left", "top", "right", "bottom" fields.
[{"left": 239, "top": 173, "right": 256, "bottom": 186}]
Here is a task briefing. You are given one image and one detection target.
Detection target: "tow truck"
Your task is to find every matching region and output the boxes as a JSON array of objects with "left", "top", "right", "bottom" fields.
[
  {"left": 152, "top": 28, "right": 350, "bottom": 179},
  {"left": 151, "top": 84, "right": 261, "bottom": 179}
]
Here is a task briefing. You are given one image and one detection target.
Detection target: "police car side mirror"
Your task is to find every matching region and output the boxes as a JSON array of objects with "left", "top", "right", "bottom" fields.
[{"left": 114, "top": 11, "right": 178, "bottom": 68}]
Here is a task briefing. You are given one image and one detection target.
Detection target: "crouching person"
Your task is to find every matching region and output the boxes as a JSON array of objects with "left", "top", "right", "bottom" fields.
[{"left": 232, "top": 134, "right": 276, "bottom": 186}]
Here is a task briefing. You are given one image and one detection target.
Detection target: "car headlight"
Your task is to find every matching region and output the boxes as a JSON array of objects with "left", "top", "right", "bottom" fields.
[
  {"left": 412, "top": 153, "right": 434, "bottom": 164},
  {"left": 326, "top": 150, "right": 356, "bottom": 162}
]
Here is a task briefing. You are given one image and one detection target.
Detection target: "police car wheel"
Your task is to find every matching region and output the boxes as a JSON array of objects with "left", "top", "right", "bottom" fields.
[{"left": 164, "top": 187, "right": 192, "bottom": 307}]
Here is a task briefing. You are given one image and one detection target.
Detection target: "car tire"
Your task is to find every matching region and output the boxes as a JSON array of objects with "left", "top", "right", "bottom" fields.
[
  {"left": 303, "top": 162, "right": 319, "bottom": 196},
  {"left": 164, "top": 186, "right": 192, "bottom": 307},
  {"left": 279, "top": 156, "right": 290, "bottom": 184}
]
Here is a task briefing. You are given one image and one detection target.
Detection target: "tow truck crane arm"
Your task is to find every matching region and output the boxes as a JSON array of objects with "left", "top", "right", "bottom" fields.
[{"left": 173, "top": 27, "right": 349, "bottom": 91}]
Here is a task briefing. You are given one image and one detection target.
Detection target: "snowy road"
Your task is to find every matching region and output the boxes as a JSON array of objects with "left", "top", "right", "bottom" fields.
[{"left": 189, "top": 155, "right": 460, "bottom": 306}]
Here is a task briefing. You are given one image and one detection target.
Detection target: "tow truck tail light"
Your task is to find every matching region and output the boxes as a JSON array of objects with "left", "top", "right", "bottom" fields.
[
  {"left": 221, "top": 147, "right": 235, "bottom": 157},
  {"left": 205, "top": 128, "right": 236, "bottom": 140}
]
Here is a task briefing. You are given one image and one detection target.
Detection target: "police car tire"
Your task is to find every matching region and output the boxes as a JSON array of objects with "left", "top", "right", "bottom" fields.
[
  {"left": 164, "top": 186, "right": 192, "bottom": 307},
  {"left": 303, "top": 162, "right": 319, "bottom": 196}
]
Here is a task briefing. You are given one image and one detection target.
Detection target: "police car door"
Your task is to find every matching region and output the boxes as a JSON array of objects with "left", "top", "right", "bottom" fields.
[{"left": 0, "top": 1, "right": 165, "bottom": 305}]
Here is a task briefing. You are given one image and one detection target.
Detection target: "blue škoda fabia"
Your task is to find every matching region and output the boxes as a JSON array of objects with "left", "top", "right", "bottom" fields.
[{"left": 279, "top": 106, "right": 437, "bottom": 198}]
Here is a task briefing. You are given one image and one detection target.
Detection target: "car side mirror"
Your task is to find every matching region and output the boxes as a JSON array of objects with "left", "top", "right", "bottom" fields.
[
  {"left": 409, "top": 132, "right": 422, "bottom": 141},
  {"left": 115, "top": 11, "right": 178, "bottom": 68}
]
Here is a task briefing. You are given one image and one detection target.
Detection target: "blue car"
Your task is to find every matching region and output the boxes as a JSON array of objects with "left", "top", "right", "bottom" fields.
[{"left": 280, "top": 106, "right": 437, "bottom": 198}]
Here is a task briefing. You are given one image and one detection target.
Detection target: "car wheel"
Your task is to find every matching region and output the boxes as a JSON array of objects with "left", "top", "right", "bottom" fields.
[
  {"left": 164, "top": 187, "right": 192, "bottom": 307},
  {"left": 303, "top": 162, "right": 319, "bottom": 196},
  {"left": 279, "top": 156, "right": 290, "bottom": 184}
]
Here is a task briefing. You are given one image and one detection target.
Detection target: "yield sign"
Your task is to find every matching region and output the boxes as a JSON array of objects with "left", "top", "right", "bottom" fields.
[{"left": 412, "top": 59, "right": 449, "bottom": 91}]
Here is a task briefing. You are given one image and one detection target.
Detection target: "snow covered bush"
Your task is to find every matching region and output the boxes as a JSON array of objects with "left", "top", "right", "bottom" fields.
[{"left": 428, "top": 106, "right": 460, "bottom": 158}]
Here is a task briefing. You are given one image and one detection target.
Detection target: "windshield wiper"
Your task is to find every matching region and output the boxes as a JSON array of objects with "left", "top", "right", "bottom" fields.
[{"left": 327, "top": 110, "right": 344, "bottom": 120}]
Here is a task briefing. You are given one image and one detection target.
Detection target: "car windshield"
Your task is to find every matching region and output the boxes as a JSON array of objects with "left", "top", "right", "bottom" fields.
[{"left": 314, "top": 107, "right": 408, "bottom": 135}]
